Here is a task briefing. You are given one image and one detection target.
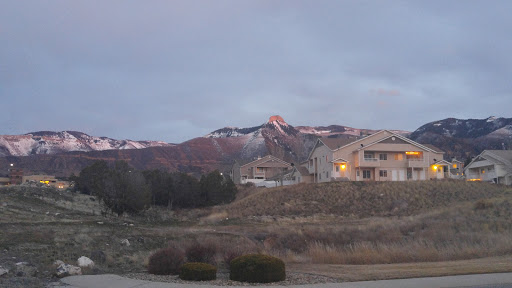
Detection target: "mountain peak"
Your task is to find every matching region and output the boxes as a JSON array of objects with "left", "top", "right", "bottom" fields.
[{"left": 268, "top": 115, "right": 286, "bottom": 124}]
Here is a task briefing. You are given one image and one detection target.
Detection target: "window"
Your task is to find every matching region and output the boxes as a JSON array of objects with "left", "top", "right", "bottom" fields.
[
  {"left": 379, "top": 154, "right": 387, "bottom": 160},
  {"left": 394, "top": 153, "right": 404, "bottom": 161},
  {"left": 379, "top": 170, "right": 387, "bottom": 177},
  {"left": 364, "top": 152, "right": 375, "bottom": 160},
  {"left": 406, "top": 151, "right": 422, "bottom": 160},
  {"left": 356, "top": 170, "right": 360, "bottom": 176},
  {"left": 326, "top": 172, "right": 329, "bottom": 178},
  {"left": 256, "top": 167, "right": 264, "bottom": 173},
  {"left": 319, "top": 174, "right": 322, "bottom": 180},
  {"left": 452, "top": 164, "right": 457, "bottom": 169},
  {"left": 363, "top": 170, "right": 371, "bottom": 179},
  {"left": 336, "top": 166, "right": 339, "bottom": 172}
]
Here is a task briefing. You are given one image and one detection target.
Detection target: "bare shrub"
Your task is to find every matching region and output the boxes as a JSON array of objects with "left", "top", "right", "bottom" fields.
[
  {"left": 185, "top": 242, "right": 217, "bottom": 265},
  {"left": 147, "top": 247, "right": 185, "bottom": 275}
]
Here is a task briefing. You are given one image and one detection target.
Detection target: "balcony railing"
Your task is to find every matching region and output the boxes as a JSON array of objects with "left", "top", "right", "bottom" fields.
[
  {"left": 360, "top": 158, "right": 380, "bottom": 167},
  {"left": 408, "top": 159, "right": 426, "bottom": 168}
]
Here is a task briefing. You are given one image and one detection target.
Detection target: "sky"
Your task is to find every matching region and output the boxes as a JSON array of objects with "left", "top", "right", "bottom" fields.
[{"left": 1, "top": 0, "right": 512, "bottom": 143}]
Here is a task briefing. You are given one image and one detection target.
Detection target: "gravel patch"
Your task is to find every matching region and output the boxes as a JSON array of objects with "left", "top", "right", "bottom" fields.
[{"left": 124, "top": 271, "right": 340, "bottom": 286}]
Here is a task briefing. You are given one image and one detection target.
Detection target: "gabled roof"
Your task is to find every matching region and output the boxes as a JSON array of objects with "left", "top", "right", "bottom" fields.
[
  {"left": 422, "top": 144, "right": 444, "bottom": 153},
  {"left": 485, "top": 150, "right": 512, "bottom": 163},
  {"left": 289, "top": 166, "right": 310, "bottom": 177},
  {"left": 356, "top": 131, "right": 443, "bottom": 154},
  {"left": 305, "top": 137, "right": 359, "bottom": 161},
  {"left": 320, "top": 137, "right": 359, "bottom": 150},
  {"left": 434, "top": 159, "right": 451, "bottom": 166},
  {"left": 464, "top": 150, "right": 512, "bottom": 172},
  {"left": 330, "top": 157, "right": 349, "bottom": 163},
  {"left": 239, "top": 155, "right": 291, "bottom": 168}
]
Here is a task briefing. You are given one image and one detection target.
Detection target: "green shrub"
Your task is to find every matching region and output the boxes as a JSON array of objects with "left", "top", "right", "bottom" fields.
[
  {"left": 179, "top": 262, "right": 217, "bottom": 281},
  {"left": 147, "top": 247, "right": 185, "bottom": 275},
  {"left": 230, "top": 254, "right": 285, "bottom": 283}
]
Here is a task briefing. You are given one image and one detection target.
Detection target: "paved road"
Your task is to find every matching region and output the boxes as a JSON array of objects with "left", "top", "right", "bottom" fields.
[{"left": 48, "top": 273, "right": 512, "bottom": 288}]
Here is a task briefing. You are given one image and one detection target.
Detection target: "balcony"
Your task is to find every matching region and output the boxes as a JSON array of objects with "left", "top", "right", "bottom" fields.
[
  {"left": 408, "top": 159, "right": 426, "bottom": 168},
  {"left": 359, "top": 158, "right": 380, "bottom": 167}
]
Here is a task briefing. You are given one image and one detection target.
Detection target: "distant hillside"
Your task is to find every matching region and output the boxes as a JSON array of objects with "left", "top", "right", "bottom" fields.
[
  {"left": 0, "top": 131, "right": 174, "bottom": 157},
  {"left": 409, "top": 116, "right": 512, "bottom": 160}
]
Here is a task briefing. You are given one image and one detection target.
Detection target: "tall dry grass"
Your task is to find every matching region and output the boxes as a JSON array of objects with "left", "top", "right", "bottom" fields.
[{"left": 260, "top": 195, "right": 512, "bottom": 264}]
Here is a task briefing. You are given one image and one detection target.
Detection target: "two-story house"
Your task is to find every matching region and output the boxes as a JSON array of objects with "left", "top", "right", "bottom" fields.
[
  {"left": 464, "top": 150, "right": 512, "bottom": 185},
  {"left": 231, "top": 155, "right": 292, "bottom": 185},
  {"left": 302, "top": 130, "right": 446, "bottom": 182}
]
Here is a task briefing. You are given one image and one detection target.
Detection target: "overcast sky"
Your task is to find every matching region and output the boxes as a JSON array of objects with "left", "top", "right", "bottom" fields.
[{"left": 1, "top": 1, "right": 511, "bottom": 143}]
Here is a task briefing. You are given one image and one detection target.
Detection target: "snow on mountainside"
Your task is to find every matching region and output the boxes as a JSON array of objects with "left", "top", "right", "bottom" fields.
[
  {"left": 409, "top": 116, "right": 512, "bottom": 160},
  {"left": 411, "top": 116, "right": 512, "bottom": 139},
  {"left": 0, "top": 131, "right": 174, "bottom": 157}
]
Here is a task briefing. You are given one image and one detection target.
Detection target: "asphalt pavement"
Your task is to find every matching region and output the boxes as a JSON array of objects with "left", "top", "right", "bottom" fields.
[{"left": 47, "top": 273, "right": 512, "bottom": 288}]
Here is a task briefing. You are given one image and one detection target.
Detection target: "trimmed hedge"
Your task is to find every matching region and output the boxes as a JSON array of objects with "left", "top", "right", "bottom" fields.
[
  {"left": 179, "top": 262, "right": 217, "bottom": 281},
  {"left": 147, "top": 247, "right": 185, "bottom": 275},
  {"left": 230, "top": 254, "right": 285, "bottom": 283}
]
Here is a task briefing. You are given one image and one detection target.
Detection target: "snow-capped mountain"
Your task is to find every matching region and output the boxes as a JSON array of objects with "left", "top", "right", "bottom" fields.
[
  {"left": 0, "top": 131, "right": 174, "bottom": 157},
  {"left": 409, "top": 116, "right": 512, "bottom": 160},
  {"left": 410, "top": 116, "right": 512, "bottom": 139}
]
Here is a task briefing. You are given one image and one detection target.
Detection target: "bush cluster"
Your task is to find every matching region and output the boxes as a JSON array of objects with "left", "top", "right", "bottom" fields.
[
  {"left": 147, "top": 247, "right": 185, "bottom": 275},
  {"left": 230, "top": 254, "right": 285, "bottom": 283},
  {"left": 179, "top": 262, "right": 217, "bottom": 281}
]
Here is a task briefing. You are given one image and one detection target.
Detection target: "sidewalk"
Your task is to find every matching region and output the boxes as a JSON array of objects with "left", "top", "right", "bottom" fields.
[{"left": 48, "top": 273, "right": 512, "bottom": 288}]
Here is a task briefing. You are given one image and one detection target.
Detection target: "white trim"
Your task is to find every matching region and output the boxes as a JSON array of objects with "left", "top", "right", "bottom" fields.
[{"left": 355, "top": 132, "right": 440, "bottom": 154}]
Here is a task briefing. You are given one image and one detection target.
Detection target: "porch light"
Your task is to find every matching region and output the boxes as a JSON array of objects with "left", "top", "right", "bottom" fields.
[
  {"left": 341, "top": 164, "right": 346, "bottom": 170},
  {"left": 433, "top": 165, "right": 438, "bottom": 170}
]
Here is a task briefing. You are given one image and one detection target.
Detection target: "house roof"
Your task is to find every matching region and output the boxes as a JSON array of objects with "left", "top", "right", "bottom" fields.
[
  {"left": 330, "top": 157, "right": 349, "bottom": 163},
  {"left": 296, "top": 166, "right": 310, "bottom": 176},
  {"left": 486, "top": 150, "right": 512, "bottom": 163},
  {"left": 464, "top": 150, "right": 512, "bottom": 173},
  {"left": 320, "top": 137, "right": 359, "bottom": 150},
  {"left": 434, "top": 159, "right": 452, "bottom": 166},
  {"left": 422, "top": 144, "right": 444, "bottom": 153},
  {"left": 356, "top": 132, "right": 444, "bottom": 154},
  {"left": 238, "top": 155, "right": 291, "bottom": 168}
]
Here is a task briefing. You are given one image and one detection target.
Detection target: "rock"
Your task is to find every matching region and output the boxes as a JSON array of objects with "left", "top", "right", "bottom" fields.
[
  {"left": 55, "top": 264, "right": 82, "bottom": 278},
  {"left": 120, "top": 239, "right": 130, "bottom": 246},
  {"left": 53, "top": 260, "right": 65, "bottom": 268},
  {"left": 14, "top": 262, "right": 38, "bottom": 277},
  {"left": 77, "top": 256, "right": 94, "bottom": 268},
  {"left": 0, "top": 266, "right": 9, "bottom": 277},
  {"left": 97, "top": 221, "right": 104, "bottom": 225}
]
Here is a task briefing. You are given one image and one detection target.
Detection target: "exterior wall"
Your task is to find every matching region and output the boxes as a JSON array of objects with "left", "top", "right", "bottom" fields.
[
  {"left": 466, "top": 163, "right": 509, "bottom": 184},
  {"left": 231, "top": 162, "right": 242, "bottom": 184},
  {"left": 307, "top": 143, "right": 333, "bottom": 183}
]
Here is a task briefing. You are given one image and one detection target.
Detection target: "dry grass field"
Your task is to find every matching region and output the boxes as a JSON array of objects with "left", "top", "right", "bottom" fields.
[{"left": 1, "top": 180, "right": 512, "bottom": 286}]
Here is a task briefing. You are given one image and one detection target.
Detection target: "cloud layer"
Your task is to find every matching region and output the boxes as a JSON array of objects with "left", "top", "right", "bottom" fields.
[{"left": 1, "top": 0, "right": 511, "bottom": 143}]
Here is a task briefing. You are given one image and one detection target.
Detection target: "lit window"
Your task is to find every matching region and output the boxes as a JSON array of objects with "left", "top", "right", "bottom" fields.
[{"left": 394, "top": 154, "right": 404, "bottom": 161}]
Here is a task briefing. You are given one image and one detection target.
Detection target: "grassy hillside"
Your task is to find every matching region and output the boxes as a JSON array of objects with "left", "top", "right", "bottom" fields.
[
  {"left": 220, "top": 180, "right": 512, "bottom": 218},
  {"left": 1, "top": 181, "right": 512, "bottom": 286}
]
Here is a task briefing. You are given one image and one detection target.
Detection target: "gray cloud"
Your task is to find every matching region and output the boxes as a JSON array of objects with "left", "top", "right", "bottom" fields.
[{"left": 1, "top": 0, "right": 511, "bottom": 143}]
